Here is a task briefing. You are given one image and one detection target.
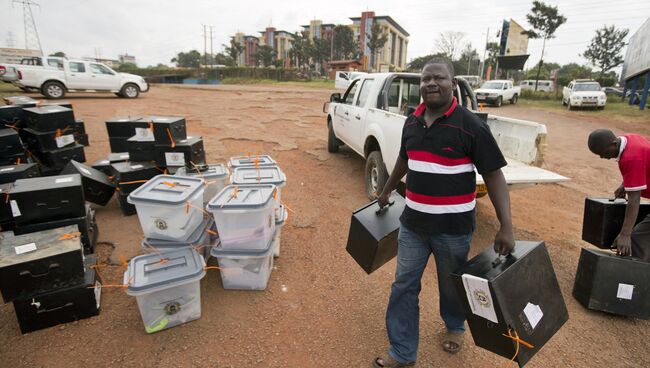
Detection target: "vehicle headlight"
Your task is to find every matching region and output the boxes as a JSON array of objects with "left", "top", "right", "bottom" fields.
[
  {"left": 574, "top": 96, "right": 581, "bottom": 100},
  {"left": 488, "top": 93, "right": 498, "bottom": 97}
]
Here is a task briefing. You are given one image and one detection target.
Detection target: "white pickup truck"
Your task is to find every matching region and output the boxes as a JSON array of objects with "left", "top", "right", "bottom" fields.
[
  {"left": 562, "top": 79, "right": 607, "bottom": 110},
  {"left": 323, "top": 72, "right": 568, "bottom": 199},
  {"left": 3, "top": 56, "right": 148, "bottom": 99},
  {"left": 475, "top": 79, "right": 521, "bottom": 107}
]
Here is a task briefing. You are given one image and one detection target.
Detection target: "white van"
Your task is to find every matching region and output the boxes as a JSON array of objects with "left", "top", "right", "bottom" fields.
[
  {"left": 335, "top": 71, "right": 367, "bottom": 90},
  {"left": 520, "top": 80, "right": 554, "bottom": 92}
]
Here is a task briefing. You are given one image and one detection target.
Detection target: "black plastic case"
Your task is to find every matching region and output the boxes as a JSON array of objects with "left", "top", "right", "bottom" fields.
[
  {"left": 0, "top": 105, "right": 25, "bottom": 129},
  {"left": 110, "top": 161, "right": 159, "bottom": 193},
  {"left": 126, "top": 135, "right": 156, "bottom": 162},
  {"left": 9, "top": 174, "right": 86, "bottom": 226},
  {"left": 23, "top": 106, "right": 75, "bottom": 132},
  {"left": 0, "top": 163, "right": 40, "bottom": 184},
  {"left": 451, "top": 241, "right": 568, "bottom": 367},
  {"left": 12, "top": 254, "right": 100, "bottom": 334},
  {"left": 61, "top": 160, "right": 116, "bottom": 206},
  {"left": 21, "top": 127, "right": 77, "bottom": 151},
  {"left": 154, "top": 136, "right": 205, "bottom": 168},
  {"left": 0, "top": 128, "right": 25, "bottom": 156},
  {"left": 0, "top": 224, "right": 85, "bottom": 303},
  {"left": 0, "top": 183, "right": 13, "bottom": 224},
  {"left": 91, "top": 159, "right": 112, "bottom": 176},
  {"left": 117, "top": 190, "right": 136, "bottom": 216},
  {"left": 582, "top": 198, "right": 650, "bottom": 248},
  {"left": 105, "top": 116, "right": 147, "bottom": 138},
  {"left": 109, "top": 137, "right": 129, "bottom": 153},
  {"left": 35, "top": 144, "right": 86, "bottom": 169},
  {"left": 151, "top": 116, "right": 186, "bottom": 143}
]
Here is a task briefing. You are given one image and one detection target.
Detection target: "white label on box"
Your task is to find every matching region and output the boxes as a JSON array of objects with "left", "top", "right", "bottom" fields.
[
  {"left": 0, "top": 167, "right": 15, "bottom": 172},
  {"left": 55, "top": 176, "right": 74, "bottom": 184},
  {"left": 130, "top": 164, "right": 143, "bottom": 169},
  {"left": 15, "top": 242, "right": 37, "bottom": 255},
  {"left": 10, "top": 200, "right": 21, "bottom": 217},
  {"left": 165, "top": 152, "right": 185, "bottom": 166},
  {"left": 617, "top": 283, "right": 634, "bottom": 300},
  {"left": 462, "top": 274, "right": 498, "bottom": 323},
  {"left": 134, "top": 127, "right": 154, "bottom": 142},
  {"left": 55, "top": 134, "right": 75, "bottom": 148},
  {"left": 523, "top": 302, "right": 543, "bottom": 330},
  {"left": 94, "top": 281, "right": 102, "bottom": 309},
  {"left": 79, "top": 167, "right": 92, "bottom": 176}
]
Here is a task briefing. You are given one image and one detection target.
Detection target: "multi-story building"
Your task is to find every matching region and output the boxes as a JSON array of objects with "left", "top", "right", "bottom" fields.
[
  {"left": 301, "top": 20, "right": 335, "bottom": 41},
  {"left": 350, "top": 11, "right": 409, "bottom": 71},
  {"left": 233, "top": 32, "right": 246, "bottom": 66},
  {"left": 242, "top": 35, "right": 259, "bottom": 67},
  {"left": 118, "top": 53, "right": 136, "bottom": 65},
  {"left": 259, "top": 27, "right": 294, "bottom": 67}
]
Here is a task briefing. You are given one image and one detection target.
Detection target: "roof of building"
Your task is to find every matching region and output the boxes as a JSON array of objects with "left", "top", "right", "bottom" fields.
[
  {"left": 348, "top": 15, "right": 409, "bottom": 36},
  {"left": 300, "top": 23, "right": 336, "bottom": 28}
]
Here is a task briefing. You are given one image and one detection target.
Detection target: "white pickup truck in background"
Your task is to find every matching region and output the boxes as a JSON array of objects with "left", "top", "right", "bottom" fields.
[
  {"left": 562, "top": 79, "right": 607, "bottom": 110},
  {"left": 323, "top": 72, "right": 568, "bottom": 199},
  {"left": 2, "top": 56, "right": 148, "bottom": 99},
  {"left": 475, "top": 79, "right": 521, "bottom": 107},
  {"left": 334, "top": 71, "right": 368, "bottom": 90}
]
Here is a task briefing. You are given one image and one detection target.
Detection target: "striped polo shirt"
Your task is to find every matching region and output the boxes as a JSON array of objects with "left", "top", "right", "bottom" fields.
[{"left": 399, "top": 97, "right": 507, "bottom": 235}]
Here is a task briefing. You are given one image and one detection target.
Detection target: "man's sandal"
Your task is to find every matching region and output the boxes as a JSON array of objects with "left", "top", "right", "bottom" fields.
[
  {"left": 372, "top": 356, "right": 415, "bottom": 367},
  {"left": 442, "top": 331, "right": 464, "bottom": 354}
]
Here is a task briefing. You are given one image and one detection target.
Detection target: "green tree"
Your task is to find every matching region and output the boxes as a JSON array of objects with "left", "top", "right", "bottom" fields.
[
  {"left": 311, "top": 37, "right": 331, "bottom": 75},
  {"left": 332, "top": 25, "right": 358, "bottom": 60},
  {"left": 524, "top": 61, "right": 560, "bottom": 79},
  {"left": 49, "top": 51, "right": 66, "bottom": 57},
  {"left": 223, "top": 38, "right": 244, "bottom": 66},
  {"left": 484, "top": 41, "right": 501, "bottom": 79},
  {"left": 367, "top": 22, "right": 388, "bottom": 70},
  {"left": 255, "top": 45, "right": 276, "bottom": 67},
  {"left": 170, "top": 50, "right": 201, "bottom": 68},
  {"left": 117, "top": 62, "right": 138, "bottom": 72},
  {"left": 582, "top": 25, "right": 629, "bottom": 83},
  {"left": 406, "top": 53, "right": 447, "bottom": 71},
  {"left": 522, "top": 0, "right": 567, "bottom": 90},
  {"left": 557, "top": 62, "right": 593, "bottom": 87},
  {"left": 289, "top": 31, "right": 311, "bottom": 69},
  {"left": 458, "top": 43, "right": 480, "bottom": 75}
]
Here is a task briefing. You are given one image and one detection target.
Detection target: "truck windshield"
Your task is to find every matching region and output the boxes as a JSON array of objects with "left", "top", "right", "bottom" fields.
[
  {"left": 481, "top": 82, "right": 504, "bottom": 89},
  {"left": 574, "top": 83, "right": 600, "bottom": 91}
]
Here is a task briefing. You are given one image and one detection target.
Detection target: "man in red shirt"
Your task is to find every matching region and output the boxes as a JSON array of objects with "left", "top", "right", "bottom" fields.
[{"left": 588, "top": 129, "right": 650, "bottom": 261}]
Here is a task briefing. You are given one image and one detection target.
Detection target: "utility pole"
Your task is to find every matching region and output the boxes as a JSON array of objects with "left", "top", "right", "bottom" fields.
[
  {"left": 209, "top": 25, "right": 215, "bottom": 68},
  {"left": 13, "top": 0, "right": 42, "bottom": 53},
  {"left": 203, "top": 25, "right": 207, "bottom": 68},
  {"left": 479, "top": 27, "right": 489, "bottom": 80}
]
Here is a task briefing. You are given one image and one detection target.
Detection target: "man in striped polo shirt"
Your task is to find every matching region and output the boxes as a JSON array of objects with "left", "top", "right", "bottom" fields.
[{"left": 373, "top": 58, "right": 515, "bottom": 368}]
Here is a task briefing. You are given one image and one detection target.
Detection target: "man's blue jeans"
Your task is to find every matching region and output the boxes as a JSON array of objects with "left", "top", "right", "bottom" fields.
[{"left": 386, "top": 224, "right": 472, "bottom": 363}]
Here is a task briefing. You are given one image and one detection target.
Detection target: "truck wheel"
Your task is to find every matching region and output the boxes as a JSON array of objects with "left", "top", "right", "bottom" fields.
[
  {"left": 120, "top": 83, "right": 140, "bottom": 98},
  {"left": 42, "top": 81, "right": 66, "bottom": 99},
  {"left": 510, "top": 94, "right": 518, "bottom": 104},
  {"left": 494, "top": 96, "right": 502, "bottom": 107},
  {"left": 327, "top": 120, "right": 339, "bottom": 153},
  {"left": 365, "top": 151, "right": 388, "bottom": 200}
]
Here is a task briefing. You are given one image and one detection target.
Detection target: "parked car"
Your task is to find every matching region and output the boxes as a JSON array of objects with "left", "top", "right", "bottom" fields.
[
  {"left": 520, "top": 79, "right": 554, "bottom": 92},
  {"left": 4, "top": 56, "right": 148, "bottom": 99},
  {"left": 602, "top": 87, "right": 642, "bottom": 104},
  {"left": 562, "top": 80, "right": 606, "bottom": 110},
  {"left": 334, "top": 71, "right": 368, "bottom": 90},
  {"left": 475, "top": 80, "right": 521, "bottom": 107},
  {"left": 323, "top": 72, "right": 567, "bottom": 199},
  {"left": 456, "top": 75, "right": 481, "bottom": 88}
]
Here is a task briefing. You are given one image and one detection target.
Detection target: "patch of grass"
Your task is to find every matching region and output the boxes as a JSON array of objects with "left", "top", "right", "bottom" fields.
[
  {"left": 0, "top": 82, "right": 22, "bottom": 99},
  {"left": 220, "top": 77, "right": 335, "bottom": 89},
  {"left": 519, "top": 97, "right": 650, "bottom": 123}
]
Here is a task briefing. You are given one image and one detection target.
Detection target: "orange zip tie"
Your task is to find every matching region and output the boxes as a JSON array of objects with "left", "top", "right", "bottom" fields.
[
  {"left": 107, "top": 176, "right": 115, "bottom": 181},
  {"left": 189, "top": 161, "right": 202, "bottom": 176},
  {"left": 281, "top": 200, "right": 295, "bottom": 214},
  {"left": 26, "top": 150, "right": 41, "bottom": 164},
  {"left": 154, "top": 166, "right": 165, "bottom": 173},
  {"left": 502, "top": 328, "right": 533, "bottom": 367},
  {"left": 120, "top": 255, "right": 128, "bottom": 270},
  {"left": 55, "top": 128, "right": 62, "bottom": 138},
  {"left": 273, "top": 188, "right": 278, "bottom": 201},
  {"left": 58, "top": 231, "right": 81, "bottom": 240},
  {"left": 5, "top": 122, "right": 20, "bottom": 131},
  {"left": 204, "top": 266, "right": 224, "bottom": 271},
  {"left": 36, "top": 100, "right": 44, "bottom": 107},
  {"left": 166, "top": 127, "right": 176, "bottom": 148},
  {"left": 148, "top": 122, "right": 154, "bottom": 131},
  {"left": 15, "top": 157, "right": 20, "bottom": 165},
  {"left": 4, "top": 192, "right": 10, "bottom": 204},
  {"left": 118, "top": 180, "right": 149, "bottom": 185},
  {"left": 206, "top": 228, "right": 218, "bottom": 236},
  {"left": 90, "top": 264, "right": 107, "bottom": 285},
  {"left": 161, "top": 181, "right": 177, "bottom": 187},
  {"left": 185, "top": 200, "right": 210, "bottom": 216},
  {"left": 143, "top": 240, "right": 164, "bottom": 258}
]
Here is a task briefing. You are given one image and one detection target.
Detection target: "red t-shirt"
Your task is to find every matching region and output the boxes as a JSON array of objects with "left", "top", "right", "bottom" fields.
[{"left": 619, "top": 134, "right": 650, "bottom": 198}]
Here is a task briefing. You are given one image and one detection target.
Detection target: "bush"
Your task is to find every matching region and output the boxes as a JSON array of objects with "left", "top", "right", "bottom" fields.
[{"left": 520, "top": 89, "right": 562, "bottom": 101}]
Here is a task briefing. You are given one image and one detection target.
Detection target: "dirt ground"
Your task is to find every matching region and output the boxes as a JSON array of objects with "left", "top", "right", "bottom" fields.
[{"left": 1, "top": 84, "right": 649, "bottom": 368}]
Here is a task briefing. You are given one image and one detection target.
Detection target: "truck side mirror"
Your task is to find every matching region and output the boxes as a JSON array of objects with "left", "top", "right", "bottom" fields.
[{"left": 330, "top": 93, "right": 342, "bottom": 102}]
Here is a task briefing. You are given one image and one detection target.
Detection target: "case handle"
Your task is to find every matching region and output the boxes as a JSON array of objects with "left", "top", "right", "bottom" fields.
[
  {"left": 376, "top": 200, "right": 395, "bottom": 215},
  {"left": 19, "top": 263, "right": 60, "bottom": 278}
]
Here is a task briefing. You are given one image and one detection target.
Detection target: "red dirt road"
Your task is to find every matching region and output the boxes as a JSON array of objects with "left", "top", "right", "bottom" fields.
[{"left": 1, "top": 84, "right": 649, "bottom": 367}]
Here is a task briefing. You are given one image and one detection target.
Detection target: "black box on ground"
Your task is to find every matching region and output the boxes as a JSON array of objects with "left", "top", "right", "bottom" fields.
[
  {"left": 9, "top": 174, "right": 85, "bottom": 226},
  {"left": 0, "top": 225, "right": 85, "bottom": 303},
  {"left": 105, "top": 116, "right": 147, "bottom": 138},
  {"left": 0, "top": 183, "right": 13, "bottom": 224},
  {"left": 91, "top": 159, "right": 112, "bottom": 176},
  {"left": 110, "top": 161, "right": 159, "bottom": 193},
  {"left": 451, "top": 241, "right": 568, "bottom": 367},
  {"left": 0, "top": 105, "right": 24, "bottom": 129},
  {"left": 23, "top": 106, "right": 75, "bottom": 132},
  {"left": 35, "top": 144, "right": 85, "bottom": 169},
  {"left": 117, "top": 190, "right": 136, "bottom": 216},
  {"left": 14, "top": 204, "right": 97, "bottom": 254},
  {"left": 154, "top": 136, "right": 205, "bottom": 168},
  {"left": 61, "top": 160, "right": 115, "bottom": 206},
  {"left": 75, "top": 133, "right": 89, "bottom": 146},
  {"left": 20, "top": 127, "right": 77, "bottom": 151},
  {"left": 109, "top": 137, "right": 129, "bottom": 153},
  {"left": 346, "top": 192, "right": 405, "bottom": 274},
  {"left": 0, "top": 152, "right": 29, "bottom": 166},
  {"left": 151, "top": 116, "right": 186, "bottom": 143},
  {"left": 0, "top": 128, "right": 25, "bottom": 156},
  {"left": 0, "top": 163, "right": 40, "bottom": 184},
  {"left": 126, "top": 135, "right": 156, "bottom": 162},
  {"left": 12, "top": 254, "right": 100, "bottom": 334},
  {"left": 573, "top": 248, "right": 650, "bottom": 319},
  {"left": 582, "top": 198, "right": 650, "bottom": 249}
]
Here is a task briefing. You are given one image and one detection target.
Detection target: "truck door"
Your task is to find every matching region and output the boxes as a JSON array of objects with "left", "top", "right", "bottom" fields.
[
  {"left": 65, "top": 61, "right": 93, "bottom": 89},
  {"left": 332, "top": 79, "right": 359, "bottom": 144},
  {"left": 89, "top": 63, "right": 120, "bottom": 90},
  {"left": 343, "top": 78, "right": 375, "bottom": 153}
]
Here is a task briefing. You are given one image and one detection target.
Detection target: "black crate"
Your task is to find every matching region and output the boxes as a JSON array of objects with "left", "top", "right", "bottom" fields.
[
  {"left": 109, "top": 137, "right": 130, "bottom": 153},
  {"left": 91, "top": 158, "right": 113, "bottom": 176},
  {"left": 61, "top": 160, "right": 115, "bottom": 206},
  {"left": 20, "top": 127, "right": 77, "bottom": 151},
  {"left": 14, "top": 204, "right": 97, "bottom": 255},
  {"left": 35, "top": 144, "right": 86, "bottom": 169},
  {"left": 154, "top": 136, "right": 205, "bottom": 168},
  {"left": 0, "top": 163, "right": 40, "bottom": 184},
  {"left": 0, "top": 128, "right": 25, "bottom": 156},
  {"left": 126, "top": 135, "right": 156, "bottom": 162},
  {"left": 0, "top": 105, "right": 25, "bottom": 129},
  {"left": 150, "top": 116, "right": 186, "bottom": 143},
  {"left": 582, "top": 198, "right": 650, "bottom": 249},
  {"left": 9, "top": 174, "right": 85, "bottom": 226},
  {"left": 346, "top": 192, "right": 406, "bottom": 274},
  {"left": 105, "top": 116, "right": 147, "bottom": 138},
  {"left": 0, "top": 224, "right": 85, "bottom": 303},
  {"left": 110, "top": 161, "right": 159, "bottom": 193},
  {"left": 573, "top": 248, "right": 650, "bottom": 319},
  {"left": 23, "top": 106, "right": 75, "bottom": 132},
  {"left": 12, "top": 254, "right": 100, "bottom": 334},
  {"left": 0, "top": 183, "right": 13, "bottom": 224},
  {"left": 42, "top": 101, "right": 75, "bottom": 120},
  {"left": 451, "top": 241, "right": 568, "bottom": 367},
  {"left": 117, "top": 190, "right": 136, "bottom": 216}
]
